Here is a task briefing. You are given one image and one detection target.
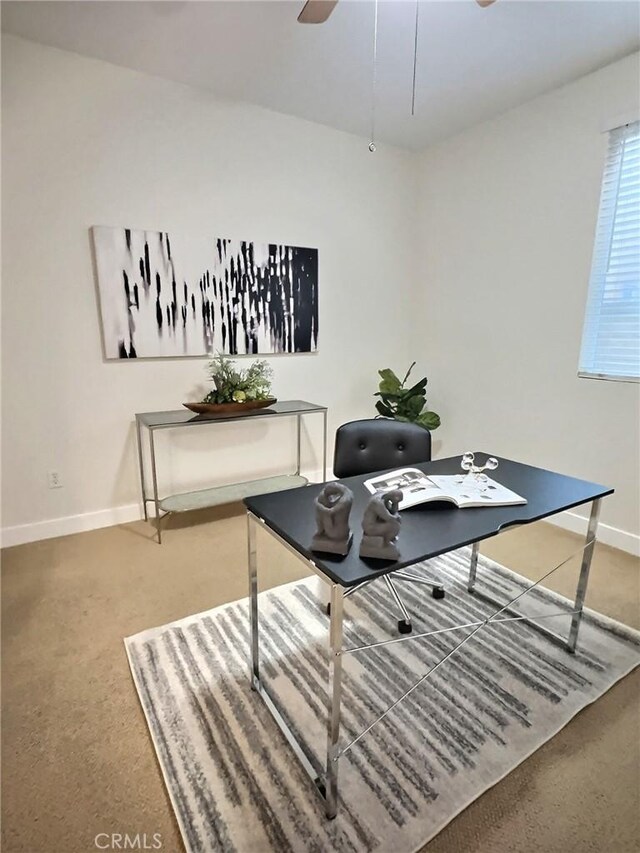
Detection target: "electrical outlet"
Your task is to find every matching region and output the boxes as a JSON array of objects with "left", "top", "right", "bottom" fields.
[{"left": 48, "top": 471, "right": 63, "bottom": 489}]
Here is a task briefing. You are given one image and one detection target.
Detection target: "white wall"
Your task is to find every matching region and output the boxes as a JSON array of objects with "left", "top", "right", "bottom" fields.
[
  {"left": 417, "top": 52, "right": 640, "bottom": 549},
  {"left": 1, "top": 34, "right": 418, "bottom": 544},
  {"left": 3, "top": 35, "right": 639, "bottom": 552}
]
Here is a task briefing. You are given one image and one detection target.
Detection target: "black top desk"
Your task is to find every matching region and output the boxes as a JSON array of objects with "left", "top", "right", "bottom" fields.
[
  {"left": 244, "top": 452, "right": 612, "bottom": 819},
  {"left": 245, "top": 453, "right": 612, "bottom": 587}
]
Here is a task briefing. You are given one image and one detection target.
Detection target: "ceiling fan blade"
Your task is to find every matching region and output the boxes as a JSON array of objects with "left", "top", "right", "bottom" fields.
[
  {"left": 476, "top": 0, "right": 497, "bottom": 6},
  {"left": 298, "top": 0, "right": 339, "bottom": 24}
]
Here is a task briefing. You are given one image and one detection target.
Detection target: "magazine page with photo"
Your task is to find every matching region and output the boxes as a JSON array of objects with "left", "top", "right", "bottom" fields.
[{"left": 364, "top": 468, "right": 527, "bottom": 511}]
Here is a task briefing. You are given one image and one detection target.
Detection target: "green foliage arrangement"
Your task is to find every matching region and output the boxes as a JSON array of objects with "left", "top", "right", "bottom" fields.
[
  {"left": 202, "top": 353, "right": 274, "bottom": 404},
  {"left": 374, "top": 362, "right": 441, "bottom": 431}
]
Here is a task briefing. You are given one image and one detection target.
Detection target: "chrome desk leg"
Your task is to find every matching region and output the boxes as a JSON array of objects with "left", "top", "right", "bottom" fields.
[
  {"left": 325, "top": 581, "right": 344, "bottom": 819},
  {"left": 246, "top": 511, "right": 338, "bottom": 812},
  {"left": 468, "top": 500, "right": 602, "bottom": 653},
  {"left": 468, "top": 541, "right": 480, "bottom": 592},
  {"left": 248, "top": 513, "right": 260, "bottom": 686},
  {"left": 322, "top": 410, "right": 328, "bottom": 482},
  {"left": 136, "top": 417, "right": 148, "bottom": 522},
  {"left": 149, "top": 428, "right": 161, "bottom": 544},
  {"left": 567, "top": 498, "right": 601, "bottom": 653},
  {"left": 296, "top": 414, "right": 302, "bottom": 476}
]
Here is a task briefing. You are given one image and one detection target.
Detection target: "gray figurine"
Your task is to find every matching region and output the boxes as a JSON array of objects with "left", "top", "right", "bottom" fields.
[
  {"left": 359, "top": 489, "right": 403, "bottom": 561},
  {"left": 311, "top": 483, "right": 354, "bottom": 555}
]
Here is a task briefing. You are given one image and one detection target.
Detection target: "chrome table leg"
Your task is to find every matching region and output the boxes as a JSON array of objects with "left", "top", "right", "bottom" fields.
[
  {"left": 567, "top": 498, "right": 601, "bottom": 652},
  {"left": 325, "top": 581, "right": 344, "bottom": 819},
  {"left": 149, "top": 428, "right": 162, "bottom": 544},
  {"left": 136, "top": 416, "right": 148, "bottom": 522},
  {"left": 245, "top": 511, "right": 339, "bottom": 814},
  {"left": 248, "top": 513, "right": 260, "bottom": 686},
  {"left": 468, "top": 541, "right": 479, "bottom": 592},
  {"left": 322, "top": 410, "right": 328, "bottom": 482},
  {"left": 468, "top": 500, "right": 601, "bottom": 653}
]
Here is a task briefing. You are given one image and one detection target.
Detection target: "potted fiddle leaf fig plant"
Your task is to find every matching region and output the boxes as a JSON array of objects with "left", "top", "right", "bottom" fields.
[{"left": 374, "top": 362, "right": 441, "bottom": 431}]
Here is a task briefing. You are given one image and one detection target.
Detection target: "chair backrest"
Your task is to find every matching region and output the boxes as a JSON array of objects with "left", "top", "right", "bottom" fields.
[{"left": 333, "top": 418, "right": 432, "bottom": 479}]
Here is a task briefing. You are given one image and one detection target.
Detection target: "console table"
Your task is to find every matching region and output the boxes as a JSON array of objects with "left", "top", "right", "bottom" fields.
[{"left": 135, "top": 400, "right": 327, "bottom": 543}]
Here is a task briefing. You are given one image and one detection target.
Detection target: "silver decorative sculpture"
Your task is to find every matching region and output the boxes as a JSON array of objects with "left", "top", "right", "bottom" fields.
[
  {"left": 457, "top": 452, "right": 499, "bottom": 490},
  {"left": 311, "top": 483, "right": 354, "bottom": 555},
  {"left": 359, "top": 489, "right": 403, "bottom": 561}
]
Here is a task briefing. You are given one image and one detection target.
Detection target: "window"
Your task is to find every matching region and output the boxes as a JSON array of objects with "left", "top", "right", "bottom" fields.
[{"left": 579, "top": 120, "right": 640, "bottom": 382}]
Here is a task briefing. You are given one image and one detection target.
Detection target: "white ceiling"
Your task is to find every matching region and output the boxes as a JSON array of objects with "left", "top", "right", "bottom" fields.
[{"left": 2, "top": 0, "right": 639, "bottom": 150}]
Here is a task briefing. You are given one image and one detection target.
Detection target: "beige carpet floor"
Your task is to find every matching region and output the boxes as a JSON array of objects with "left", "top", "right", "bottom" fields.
[{"left": 2, "top": 506, "right": 639, "bottom": 853}]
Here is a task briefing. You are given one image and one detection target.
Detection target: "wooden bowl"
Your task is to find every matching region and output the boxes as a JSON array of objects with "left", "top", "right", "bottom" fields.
[{"left": 182, "top": 398, "right": 277, "bottom": 416}]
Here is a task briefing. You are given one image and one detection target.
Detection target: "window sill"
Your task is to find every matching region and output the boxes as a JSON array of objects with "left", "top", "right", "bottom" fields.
[{"left": 577, "top": 371, "right": 640, "bottom": 384}]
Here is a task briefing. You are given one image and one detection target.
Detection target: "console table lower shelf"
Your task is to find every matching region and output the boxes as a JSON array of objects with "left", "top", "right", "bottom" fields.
[{"left": 158, "top": 474, "right": 308, "bottom": 516}]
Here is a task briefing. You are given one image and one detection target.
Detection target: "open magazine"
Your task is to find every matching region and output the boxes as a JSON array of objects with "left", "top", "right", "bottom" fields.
[{"left": 364, "top": 467, "right": 527, "bottom": 511}]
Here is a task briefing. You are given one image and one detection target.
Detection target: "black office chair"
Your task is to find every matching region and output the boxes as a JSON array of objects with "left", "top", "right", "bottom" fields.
[{"left": 331, "top": 418, "right": 444, "bottom": 634}]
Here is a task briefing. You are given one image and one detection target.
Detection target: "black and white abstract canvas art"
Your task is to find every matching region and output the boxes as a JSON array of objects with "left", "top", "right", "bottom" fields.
[{"left": 92, "top": 226, "right": 318, "bottom": 359}]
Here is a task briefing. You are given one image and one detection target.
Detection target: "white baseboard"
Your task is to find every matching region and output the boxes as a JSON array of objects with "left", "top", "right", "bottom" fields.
[
  {"left": 1, "top": 469, "right": 330, "bottom": 549},
  {"left": 1, "top": 503, "right": 142, "bottom": 548},
  {"left": 3, "top": 485, "right": 638, "bottom": 558},
  {"left": 546, "top": 510, "right": 640, "bottom": 557}
]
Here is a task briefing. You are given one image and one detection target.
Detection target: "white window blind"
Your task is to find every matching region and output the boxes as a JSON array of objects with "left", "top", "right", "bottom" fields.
[{"left": 579, "top": 120, "right": 640, "bottom": 382}]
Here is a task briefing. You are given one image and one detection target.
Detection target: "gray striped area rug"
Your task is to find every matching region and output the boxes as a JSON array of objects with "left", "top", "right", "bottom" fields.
[{"left": 125, "top": 548, "right": 640, "bottom": 853}]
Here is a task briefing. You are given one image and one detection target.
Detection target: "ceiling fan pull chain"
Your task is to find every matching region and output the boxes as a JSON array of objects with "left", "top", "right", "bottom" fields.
[
  {"left": 369, "top": 0, "right": 379, "bottom": 152},
  {"left": 411, "top": 0, "right": 420, "bottom": 116}
]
